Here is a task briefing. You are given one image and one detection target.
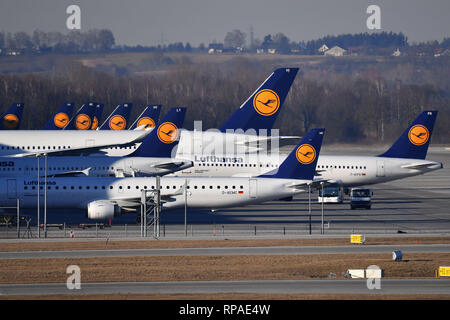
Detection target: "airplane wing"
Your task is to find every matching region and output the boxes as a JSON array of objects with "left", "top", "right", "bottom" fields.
[
  {"left": 235, "top": 136, "right": 301, "bottom": 152},
  {"left": 235, "top": 136, "right": 301, "bottom": 145},
  {"left": 120, "top": 160, "right": 194, "bottom": 177},
  {"left": 285, "top": 179, "right": 332, "bottom": 191},
  {"left": 152, "top": 160, "right": 193, "bottom": 171},
  {"left": 133, "top": 125, "right": 154, "bottom": 131},
  {"left": 111, "top": 188, "right": 184, "bottom": 210},
  {"left": 114, "top": 160, "right": 193, "bottom": 178}
]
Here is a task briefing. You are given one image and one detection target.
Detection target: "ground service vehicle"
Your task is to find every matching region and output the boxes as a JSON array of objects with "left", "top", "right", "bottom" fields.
[
  {"left": 350, "top": 188, "right": 372, "bottom": 210},
  {"left": 318, "top": 183, "right": 344, "bottom": 203}
]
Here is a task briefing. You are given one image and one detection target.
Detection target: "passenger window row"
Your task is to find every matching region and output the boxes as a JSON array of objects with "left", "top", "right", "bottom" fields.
[
  {"left": 197, "top": 163, "right": 277, "bottom": 168},
  {"left": 0, "top": 145, "right": 139, "bottom": 151},
  {"left": 24, "top": 167, "right": 115, "bottom": 171},
  {"left": 23, "top": 184, "right": 245, "bottom": 190},
  {"left": 107, "top": 146, "right": 138, "bottom": 150},
  {"left": 318, "top": 165, "right": 367, "bottom": 169},
  {"left": 1, "top": 146, "right": 71, "bottom": 150}
]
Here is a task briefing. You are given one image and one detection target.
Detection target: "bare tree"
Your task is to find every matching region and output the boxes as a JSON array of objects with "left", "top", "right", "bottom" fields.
[{"left": 224, "top": 29, "right": 246, "bottom": 49}]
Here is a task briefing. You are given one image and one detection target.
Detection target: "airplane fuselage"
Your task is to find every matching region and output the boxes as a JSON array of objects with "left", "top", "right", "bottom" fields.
[
  {"left": 0, "top": 176, "right": 307, "bottom": 215},
  {"left": 0, "top": 156, "right": 192, "bottom": 178},
  {"left": 0, "top": 130, "right": 148, "bottom": 157},
  {"left": 172, "top": 153, "right": 443, "bottom": 187},
  {"left": 0, "top": 129, "right": 275, "bottom": 157}
]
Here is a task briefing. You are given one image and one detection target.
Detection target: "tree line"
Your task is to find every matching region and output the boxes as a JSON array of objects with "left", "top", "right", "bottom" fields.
[
  {"left": 0, "top": 29, "right": 115, "bottom": 54},
  {"left": 0, "top": 58, "right": 448, "bottom": 144},
  {"left": 1, "top": 29, "right": 448, "bottom": 56},
  {"left": 301, "top": 32, "right": 409, "bottom": 54}
]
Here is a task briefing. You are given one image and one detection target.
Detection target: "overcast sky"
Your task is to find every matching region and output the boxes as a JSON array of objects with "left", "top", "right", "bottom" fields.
[{"left": 0, "top": 0, "right": 449, "bottom": 46}]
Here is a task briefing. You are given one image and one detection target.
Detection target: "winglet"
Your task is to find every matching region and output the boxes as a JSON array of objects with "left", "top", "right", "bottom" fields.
[
  {"left": 128, "top": 107, "right": 186, "bottom": 157},
  {"left": 219, "top": 68, "right": 298, "bottom": 132},
  {"left": 42, "top": 103, "right": 75, "bottom": 130},
  {"left": 99, "top": 103, "right": 133, "bottom": 130},
  {"left": 378, "top": 111, "right": 438, "bottom": 159},
  {"left": 260, "top": 128, "right": 325, "bottom": 180}
]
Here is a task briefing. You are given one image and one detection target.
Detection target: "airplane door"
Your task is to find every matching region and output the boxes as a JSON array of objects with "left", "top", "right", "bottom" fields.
[
  {"left": 85, "top": 139, "right": 95, "bottom": 147},
  {"left": 125, "top": 159, "right": 133, "bottom": 175},
  {"left": 376, "top": 160, "right": 385, "bottom": 177},
  {"left": 194, "top": 133, "right": 203, "bottom": 154},
  {"left": 7, "top": 179, "right": 16, "bottom": 199},
  {"left": 249, "top": 179, "right": 257, "bottom": 199}
]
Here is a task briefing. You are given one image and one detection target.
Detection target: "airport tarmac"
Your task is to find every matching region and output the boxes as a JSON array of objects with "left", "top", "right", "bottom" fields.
[
  {"left": 154, "top": 147, "right": 450, "bottom": 236},
  {"left": 1, "top": 279, "right": 450, "bottom": 295},
  {"left": 1, "top": 146, "right": 449, "bottom": 239},
  {"left": 0, "top": 145, "right": 449, "bottom": 299},
  {"left": 2, "top": 244, "right": 450, "bottom": 259}
]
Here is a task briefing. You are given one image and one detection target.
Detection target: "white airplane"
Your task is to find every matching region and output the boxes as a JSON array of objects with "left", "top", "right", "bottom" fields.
[
  {"left": 0, "top": 68, "right": 299, "bottom": 158},
  {"left": 173, "top": 111, "right": 442, "bottom": 188},
  {"left": 0, "top": 108, "right": 192, "bottom": 178},
  {"left": 0, "top": 129, "right": 149, "bottom": 157},
  {"left": 0, "top": 129, "right": 325, "bottom": 220}
]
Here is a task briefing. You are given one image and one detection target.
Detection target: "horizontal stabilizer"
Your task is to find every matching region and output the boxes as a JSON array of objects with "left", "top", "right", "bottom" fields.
[{"left": 401, "top": 162, "right": 443, "bottom": 170}]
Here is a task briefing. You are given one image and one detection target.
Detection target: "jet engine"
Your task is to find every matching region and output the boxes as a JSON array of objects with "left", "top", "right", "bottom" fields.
[{"left": 87, "top": 200, "right": 121, "bottom": 220}]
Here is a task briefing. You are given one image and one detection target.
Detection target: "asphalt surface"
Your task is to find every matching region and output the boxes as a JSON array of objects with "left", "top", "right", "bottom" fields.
[
  {"left": 1, "top": 147, "right": 449, "bottom": 298},
  {"left": 1, "top": 279, "right": 450, "bottom": 295},
  {"left": 3, "top": 147, "right": 447, "bottom": 239},
  {"left": 2, "top": 244, "right": 450, "bottom": 259},
  {"left": 152, "top": 146, "right": 450, "bottom": 236}
]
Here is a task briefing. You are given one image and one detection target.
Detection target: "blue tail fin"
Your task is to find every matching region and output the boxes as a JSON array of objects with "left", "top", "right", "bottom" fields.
[
  {"left": 378, "top": 111, "right": 437, "bottom": 159},
  {"left": 91, "top": 103, "right": 104, "bottom": 130},
  {"left": 99, "top": 103, "right": 133, "bottom": 130},
  {"left": 0, "top": 103, "right": 24, "bottom": 130},
  {"left": 219, "top": 68, "right": 298, "bottom": 132},
  {"left": 42, "top": 103, "right": 75, "bottom": 130},
  {"left": 260, "top": 128, "right": 325, "bottom": 180},
  {"left": 64, "top": 102, "right": 96, "bottom": 130},
  {"left": 128, "top": 107, "right": 186, "bottom": 158},
  {"left": 129, "top": 105, "right": 162, "bottom": 130}
]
